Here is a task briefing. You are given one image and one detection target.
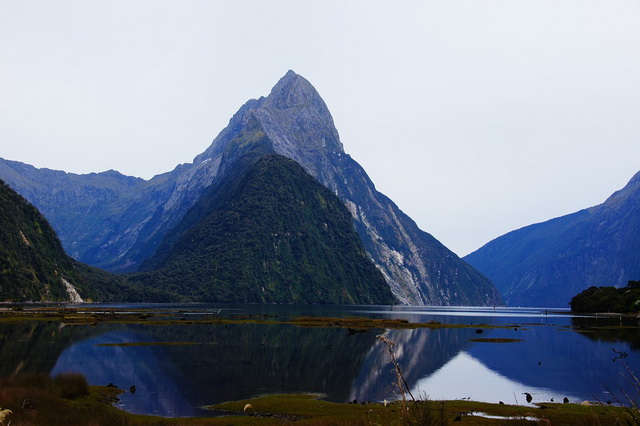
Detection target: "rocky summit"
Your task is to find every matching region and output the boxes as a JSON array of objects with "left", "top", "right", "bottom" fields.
[
  {"left": 0, "top": 71, "right": 501, "bottom": 306},
  {"left": 465, "top": 170, "right": 640, "bottom": 307}
]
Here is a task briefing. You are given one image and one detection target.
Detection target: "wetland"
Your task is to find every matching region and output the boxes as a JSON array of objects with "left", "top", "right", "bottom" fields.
[{"left": 0, "top": 304, "right": 639, "bottom": 422}]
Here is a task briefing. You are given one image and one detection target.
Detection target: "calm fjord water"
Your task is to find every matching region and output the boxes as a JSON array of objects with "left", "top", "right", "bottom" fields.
[{"left": 2, "top": 305, "right": 638, "bottom": 417}]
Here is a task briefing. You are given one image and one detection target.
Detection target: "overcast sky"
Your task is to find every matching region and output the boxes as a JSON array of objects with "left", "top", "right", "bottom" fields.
[{"left": 1, "top": 0, "right": 639, "bottom": 257}]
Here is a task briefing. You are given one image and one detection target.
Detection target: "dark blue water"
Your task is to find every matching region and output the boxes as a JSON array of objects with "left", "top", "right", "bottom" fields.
[{"left": 1, "top": 305, "right": 638, "bottom": 417}]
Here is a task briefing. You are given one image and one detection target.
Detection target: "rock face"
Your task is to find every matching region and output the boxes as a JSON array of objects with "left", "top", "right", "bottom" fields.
[
  {"left": 465, "top": 171, "right": 640, "bottom": 307},
  {"left": 189, "top": 71, "right": 500, "bottom": 305},
  {"left": 132, "top": 155, "right": 396, "bottom": 304},
  {"left": 0, "top": 71, "right": 501, "bottom": 306}
]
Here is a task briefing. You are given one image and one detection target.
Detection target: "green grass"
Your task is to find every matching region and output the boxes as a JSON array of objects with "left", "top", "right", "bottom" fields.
[{"left": 0, "top": 374, "right": 637, "bottom": 425}]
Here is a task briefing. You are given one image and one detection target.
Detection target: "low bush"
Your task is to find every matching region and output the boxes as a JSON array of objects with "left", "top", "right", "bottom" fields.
[{"left": 53, "top": 372, "right": 89, "bottom": 399}]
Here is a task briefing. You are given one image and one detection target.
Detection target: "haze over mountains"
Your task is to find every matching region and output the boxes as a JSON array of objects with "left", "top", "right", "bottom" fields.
[
  {"left": 0, "top": 71, "right": 500, "bottom": 306},
  {"left": 465, "top": 171, "right": 640, "bottom": 307}
]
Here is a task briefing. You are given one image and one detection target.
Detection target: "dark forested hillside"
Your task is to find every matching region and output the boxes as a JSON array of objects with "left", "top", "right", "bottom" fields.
[
  {"left": 0, "top": 179, "right": 179, "bottom": 302},
  {"left": 131, "top": 155, "right": 396, "bottom": 305},
  {"left": 0, "top": 179, "right": 82, "bottom": 301}
]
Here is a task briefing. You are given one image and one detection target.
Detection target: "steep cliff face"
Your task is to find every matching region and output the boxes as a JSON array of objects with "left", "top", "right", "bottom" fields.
[
  {"left": 190, "top": 71, "right": 500, "bottom": 305},
  {"left": 465, "top": 171, "right": 640, "bottom": 307},
  {"left": 0, "top": 71, "right": 501, "bottom": 305}
]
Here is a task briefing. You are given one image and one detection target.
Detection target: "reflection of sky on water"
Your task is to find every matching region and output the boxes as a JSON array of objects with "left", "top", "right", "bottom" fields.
[
  {"left": 31, "top": 305, "right": 640, "bottom": 417},
  {"left": 412, "top": 351, "right": 581, "bottom": 405}
]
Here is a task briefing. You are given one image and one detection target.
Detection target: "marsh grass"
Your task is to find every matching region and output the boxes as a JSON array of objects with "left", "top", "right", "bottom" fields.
[
  {"left": 377, "top": 334, "right": 447, "bottom": 425},
  {"left": 599, "top": 362, "right": 640, "bottom": 425},
  {"left": 97, "top": 341, "right": 201, "bottom": 347},
  {"left": 53, "top": 372, "right": 88, "bottom": 399},
  {"left": 0, "top": 373, "right": 634, "bottom": 425},
  {"left": 0, "top": 306, "right": 518, "bottom": 332},
  {"left": 0, "top": 373, "right": 129, "bottom": 425}
]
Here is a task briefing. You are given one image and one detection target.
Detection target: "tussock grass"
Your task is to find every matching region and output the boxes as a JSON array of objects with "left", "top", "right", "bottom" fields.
[
  {"left": 53, "top": 372, "right": 88, "bottom": 399},
  {"left": 0, "top": 373, "right": 129, "bottom": 425},
  {"left": 0, "top": 373, "right": 636, "bottom": 425}
]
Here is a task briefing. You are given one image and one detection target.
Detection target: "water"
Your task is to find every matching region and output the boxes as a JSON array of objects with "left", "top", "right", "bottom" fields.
[{"left": 1, "top": 304, "right": 638, "bottom": 417}]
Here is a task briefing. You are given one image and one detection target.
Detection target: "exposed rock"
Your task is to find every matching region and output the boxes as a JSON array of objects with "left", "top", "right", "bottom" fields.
[{"left": 0, "top": 71, "right": 502, "bottom": 306}]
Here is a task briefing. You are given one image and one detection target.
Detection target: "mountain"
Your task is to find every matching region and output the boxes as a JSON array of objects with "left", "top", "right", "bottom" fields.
[
  {"left": 0, "top": 157, "right": 218, "bottom": 273},
  {"left": 465, "top": 171, "right": 640, "bottom": 307},
  {"left": 131, "top": 155, "right": 396, "bottom": 304},
  {"left": 0, "top": 179, "right": 175, "bottom": 302},
  {"left": 0, "top": 178, "right": 86, "bottom": 301},
  {"left": 0, "top": 70, "right": 501, "bottom": 306}
]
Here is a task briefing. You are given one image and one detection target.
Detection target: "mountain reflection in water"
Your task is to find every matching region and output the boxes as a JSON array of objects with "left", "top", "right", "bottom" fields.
[
  {"left": 51, "top": 322, "right": 379, "bottom": 416},
  {"left": 2, "top": 305, "right": 639, "bottom": 417}
]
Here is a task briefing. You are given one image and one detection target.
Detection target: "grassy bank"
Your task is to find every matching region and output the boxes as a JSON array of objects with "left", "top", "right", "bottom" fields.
[{"left": 0, "top": 375, "right": 636, "bottom": 425}]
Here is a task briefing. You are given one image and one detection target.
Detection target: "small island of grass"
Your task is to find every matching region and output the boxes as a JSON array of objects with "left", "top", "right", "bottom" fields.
[{"left": 0, "top": 374, "right": 636, "bottom": 425}]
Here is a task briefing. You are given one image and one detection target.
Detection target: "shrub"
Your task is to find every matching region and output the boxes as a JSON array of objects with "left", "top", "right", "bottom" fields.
[{"left": 53, "top": 372, "right": 89, "bottom": 399}]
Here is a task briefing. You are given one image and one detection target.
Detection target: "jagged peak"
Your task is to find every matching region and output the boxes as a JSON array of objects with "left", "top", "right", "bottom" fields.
[
  {"left": 264, "top": 70, "right": 326, "bottom": 111},
  {"left": 601, "top": 169, "right": 640, "bottom": 209},
  {"left": 194, "top": 71, "right": 340, "bottom": 165}
]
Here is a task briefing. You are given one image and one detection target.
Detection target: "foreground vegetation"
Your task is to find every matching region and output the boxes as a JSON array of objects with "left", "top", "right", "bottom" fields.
[{"left": 0, "top": 373, "right": 636, "bottom": 425}]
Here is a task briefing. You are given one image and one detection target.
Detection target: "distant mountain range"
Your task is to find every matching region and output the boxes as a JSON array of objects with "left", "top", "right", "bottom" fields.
[
  {"left": 465, "top": 171, "right": 640, "bottom": 307},
  {"left": 0, "top": 71, "right": 500, "bottom": 305}
]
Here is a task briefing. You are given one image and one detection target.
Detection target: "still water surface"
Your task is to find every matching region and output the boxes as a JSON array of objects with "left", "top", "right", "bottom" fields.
[{"left": 2, "top": 304, "right": 638, "bottom": 417}]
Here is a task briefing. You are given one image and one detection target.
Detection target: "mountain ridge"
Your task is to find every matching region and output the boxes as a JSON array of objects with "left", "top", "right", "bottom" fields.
[
  {"left": 465, "top": 170, "right": 640, "bottom": 306},
  {"left": 0, "top": 70, "right": 501, "bottom": 306},
  {"left": 186, "top": 71, "right": 500, "bottom": 305}
]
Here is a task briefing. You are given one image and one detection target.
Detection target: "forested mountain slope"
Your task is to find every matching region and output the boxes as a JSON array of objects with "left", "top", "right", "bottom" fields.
[{"left": 465, "top": 171, "right": 640, "bottom": 307}]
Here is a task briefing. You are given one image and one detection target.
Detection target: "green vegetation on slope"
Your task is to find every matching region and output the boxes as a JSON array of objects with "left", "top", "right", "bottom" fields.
[
  {"left": 0, "top": 178, "right": 84, "bottom": 301},
  {"left": 570, "top": 280, "right": 640, "bottom": 314},
  {"left": 0, "top": 179, "right": 179, "bottom": 302},
  {"left": 131, "top": 155, "right": 396, "bottom": 305}
]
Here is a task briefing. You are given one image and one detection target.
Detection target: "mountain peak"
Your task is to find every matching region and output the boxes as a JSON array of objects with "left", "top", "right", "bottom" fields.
[
  {"left": 264, "top": 70, "right": 325, "bottom": 111},
  {"left": 600, "top": 170, "right": 640, "bottom": 210}
]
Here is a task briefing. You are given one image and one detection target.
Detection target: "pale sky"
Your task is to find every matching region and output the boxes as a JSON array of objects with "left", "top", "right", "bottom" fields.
[{"left": 1, "top": 1, "right": 640, "bottom": 257}]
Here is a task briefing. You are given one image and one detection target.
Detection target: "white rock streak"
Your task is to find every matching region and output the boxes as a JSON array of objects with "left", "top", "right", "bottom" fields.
[{"left": 62, "top": 278, "right": 84, "bottom": 303}]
